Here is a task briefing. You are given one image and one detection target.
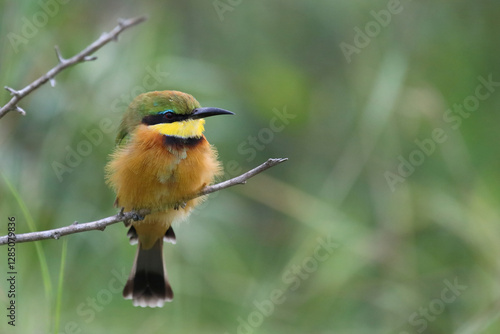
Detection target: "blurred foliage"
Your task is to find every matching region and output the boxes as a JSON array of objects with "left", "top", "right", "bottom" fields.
[{"left": 1, "top": 0, "right": 500, "bottom": 333}]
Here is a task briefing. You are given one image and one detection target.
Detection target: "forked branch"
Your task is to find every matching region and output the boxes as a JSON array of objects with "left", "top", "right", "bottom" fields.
[{"left": 0, "top": 16, "right": 147, "bottom": 119}]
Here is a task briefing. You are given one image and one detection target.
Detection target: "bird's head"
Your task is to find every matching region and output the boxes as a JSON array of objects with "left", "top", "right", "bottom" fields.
[{"left": 116, "top": 91, "right": 234, "bottom": 144}]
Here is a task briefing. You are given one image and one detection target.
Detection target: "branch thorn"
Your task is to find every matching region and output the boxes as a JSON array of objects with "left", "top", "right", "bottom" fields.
[
  {"left": 4, "top": 86, "right": 20, "bottom": 97},
  {"left": 14, "top": 106, "right": 26, "bottom": 115},
  {"left": 54, "top": 45, "right": 66, "bottom": 63}
]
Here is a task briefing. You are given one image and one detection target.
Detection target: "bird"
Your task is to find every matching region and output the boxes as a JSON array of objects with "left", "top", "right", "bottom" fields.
[{"left": 105, "top": 90, "right": 233, "bottom": 307}]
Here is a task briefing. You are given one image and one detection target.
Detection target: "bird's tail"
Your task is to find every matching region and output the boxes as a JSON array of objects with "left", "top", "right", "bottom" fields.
[{"left": 123, "top": 238, "right": 173, "bottom": 307}]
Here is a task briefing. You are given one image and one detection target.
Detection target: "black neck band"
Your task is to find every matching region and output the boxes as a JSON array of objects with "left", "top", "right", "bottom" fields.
[{"left": 163, "top": 135, "right": 202, "bottom": 147}]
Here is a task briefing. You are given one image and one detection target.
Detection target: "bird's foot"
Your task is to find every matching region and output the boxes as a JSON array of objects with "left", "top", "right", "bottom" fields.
[
  {"left": 173, "top": 201, "right": 187, "bottom": 210},
  {"left": 132, "top": 212, "right": 145, "bottom": 221}
]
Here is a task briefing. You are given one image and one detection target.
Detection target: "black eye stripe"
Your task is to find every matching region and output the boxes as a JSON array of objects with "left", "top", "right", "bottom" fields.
[
  {"left": 142, "top": 112, "right": 189, "bottom": 125},
  {"left": 142, "top": 114, "right": 166, "bottom": 125}
]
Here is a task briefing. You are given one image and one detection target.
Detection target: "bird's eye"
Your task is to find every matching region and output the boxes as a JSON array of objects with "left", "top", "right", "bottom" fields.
[{"left": 158, "top": 109, "right": 175, "bottom": 120}]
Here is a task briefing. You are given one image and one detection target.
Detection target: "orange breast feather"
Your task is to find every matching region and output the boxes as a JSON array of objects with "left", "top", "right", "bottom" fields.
[{"left": 106, "top": 125, "right": 221, "bottom": 246}]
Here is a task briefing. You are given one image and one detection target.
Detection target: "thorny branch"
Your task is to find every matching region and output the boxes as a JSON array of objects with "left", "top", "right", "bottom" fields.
[
  {"left": 0, "top": 158, "right": 288, "bottom": 245},
  {"left": 0, "top": 16, "right": 147, "bottom": 120}
]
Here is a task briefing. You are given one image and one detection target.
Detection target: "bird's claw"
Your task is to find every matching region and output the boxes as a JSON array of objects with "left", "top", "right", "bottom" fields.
[
  {"left": 132, "top": 213, "right": 145, "bottom": 221},
  {"left": 173, "top": 201, "right": 187, "bottom": 210}
]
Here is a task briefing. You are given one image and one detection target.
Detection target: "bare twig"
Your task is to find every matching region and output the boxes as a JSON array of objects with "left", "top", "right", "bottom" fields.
[
  {"left": 0, "top": 16, "right": 147, "bottom": 120},
  {"left": 0, "top": 158, "right": 287, "bottom": 245},
  {"left": 199, "top": 158, "right": 287, "bottom": 195}
]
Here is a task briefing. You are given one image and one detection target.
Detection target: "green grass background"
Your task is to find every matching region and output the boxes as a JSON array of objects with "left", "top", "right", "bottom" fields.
[{"left": 1, "top": 0, "right": 500, "bottom": 333}]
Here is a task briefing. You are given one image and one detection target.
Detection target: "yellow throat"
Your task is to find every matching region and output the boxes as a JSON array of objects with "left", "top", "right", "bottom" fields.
[{"left": 149, "top": 119, "right": 205, "bottom": 138}]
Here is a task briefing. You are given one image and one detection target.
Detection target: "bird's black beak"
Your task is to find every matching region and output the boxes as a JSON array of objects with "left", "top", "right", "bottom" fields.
[{"left": 190, "top": 107, "right": 234, "bottom": 119}]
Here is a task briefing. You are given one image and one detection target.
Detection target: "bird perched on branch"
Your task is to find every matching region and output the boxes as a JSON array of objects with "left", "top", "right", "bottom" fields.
[{"left": 106, "top": 90, "right": 233, "bottom": 307}]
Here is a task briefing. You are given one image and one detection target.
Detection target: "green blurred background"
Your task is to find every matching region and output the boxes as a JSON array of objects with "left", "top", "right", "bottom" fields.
[{"left": 1, "top": 0, "right": 500, "bottom": 333}]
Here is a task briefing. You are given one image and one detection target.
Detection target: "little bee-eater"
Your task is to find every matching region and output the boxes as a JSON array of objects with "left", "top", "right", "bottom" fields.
[{"left": 106, "top": 90, "right": 233, "bottom": 307}]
